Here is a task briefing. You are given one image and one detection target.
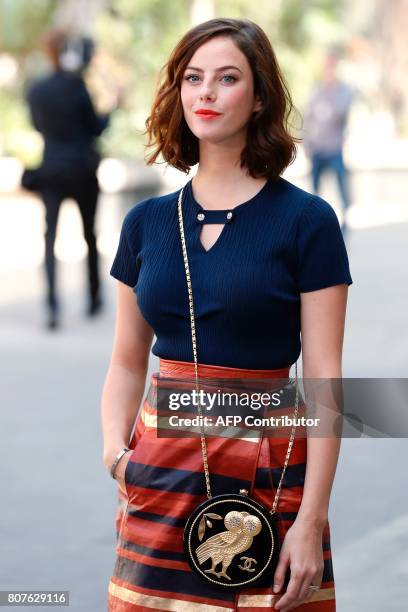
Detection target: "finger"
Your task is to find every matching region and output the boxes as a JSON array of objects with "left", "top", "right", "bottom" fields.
[
  {"left": 274, "top": 570, "right": 303, "bottom": 610},
  {"left": 295, "top": 569, "right": 323, "bottom": 609},
  {"left": 272, "top": 553, "right": 290, "bottom": 596},
  {"left": 292, "top": 576, "right": 316, "bottom": 607},
  {"left": 116, "top": 471, "right": 128, "bottom": 498}
]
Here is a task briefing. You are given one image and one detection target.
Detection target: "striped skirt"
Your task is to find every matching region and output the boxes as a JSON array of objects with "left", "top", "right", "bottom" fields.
[{"left": 107, "top": 358, "right": 336, "bottom": 611}]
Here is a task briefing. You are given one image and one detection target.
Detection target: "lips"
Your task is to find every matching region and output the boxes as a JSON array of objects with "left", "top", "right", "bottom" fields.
[{"left": 194, "top": 109, "right": 222, "bottom": 116}]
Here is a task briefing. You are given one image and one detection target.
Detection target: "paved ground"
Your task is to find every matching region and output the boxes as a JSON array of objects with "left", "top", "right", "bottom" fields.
[{"left": 0, "top": 169, "right": 407, "bottom": 610}]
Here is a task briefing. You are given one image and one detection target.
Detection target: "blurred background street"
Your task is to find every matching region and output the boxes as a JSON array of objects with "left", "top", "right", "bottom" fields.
[{"left": 1, "top": 0, "right": 407, "bottom": 610}]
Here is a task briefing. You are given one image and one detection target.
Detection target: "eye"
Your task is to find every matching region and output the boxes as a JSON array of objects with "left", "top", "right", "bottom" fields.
[{"left": 184, "top": 74, "right": 237, "bottom": 83}]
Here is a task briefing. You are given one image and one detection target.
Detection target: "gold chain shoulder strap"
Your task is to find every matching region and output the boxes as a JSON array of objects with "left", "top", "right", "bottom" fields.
[{"left": 177, "top": 186, "right": 300, "bottom": 515}]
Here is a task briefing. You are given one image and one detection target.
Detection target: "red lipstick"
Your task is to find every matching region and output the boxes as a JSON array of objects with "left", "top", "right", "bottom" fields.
[{"left": 194, "top": 109, "right": 222, "bottom": 118}]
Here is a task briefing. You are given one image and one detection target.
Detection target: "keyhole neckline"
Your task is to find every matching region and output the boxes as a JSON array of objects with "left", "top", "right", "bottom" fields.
[{"left": 186, "top": 176, "right": 272, "bottom": 214}]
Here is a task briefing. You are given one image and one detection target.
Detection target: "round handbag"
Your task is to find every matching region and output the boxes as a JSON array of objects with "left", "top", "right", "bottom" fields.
[
  {"left": 183, "top": 492, "right": 282, "bottom": 590},
  {"left": 176, "top": 185, "right": 299, "bottom": 591}
]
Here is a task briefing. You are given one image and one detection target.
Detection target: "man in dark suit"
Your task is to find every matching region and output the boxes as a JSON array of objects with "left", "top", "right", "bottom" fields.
[{"left": 26, "top": 28, "right": 117, "bottom": 329}]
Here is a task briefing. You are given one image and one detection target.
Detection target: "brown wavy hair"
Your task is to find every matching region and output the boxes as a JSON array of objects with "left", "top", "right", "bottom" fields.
[{"left": 144, "top": 18, "right": 301, "bottom": 179}]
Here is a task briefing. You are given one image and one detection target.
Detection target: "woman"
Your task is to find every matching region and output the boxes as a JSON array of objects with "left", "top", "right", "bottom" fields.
[{"left": 102, "top": 18, "right": 352, "bottom": 611}]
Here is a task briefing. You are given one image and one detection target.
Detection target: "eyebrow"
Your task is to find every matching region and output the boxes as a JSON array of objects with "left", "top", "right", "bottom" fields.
[{"left": 185, "top": 65, "right": 243, "bottom": 74}]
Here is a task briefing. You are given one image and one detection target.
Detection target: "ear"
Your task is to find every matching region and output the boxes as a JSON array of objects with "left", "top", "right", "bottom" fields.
[{"left": 253, "top": 95, "right": 262, "bottom": 113}]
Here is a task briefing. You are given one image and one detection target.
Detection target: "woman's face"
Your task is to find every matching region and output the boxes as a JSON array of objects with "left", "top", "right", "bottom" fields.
[{"left": 180, "top": 35, "right": 262, "bottom": 146}]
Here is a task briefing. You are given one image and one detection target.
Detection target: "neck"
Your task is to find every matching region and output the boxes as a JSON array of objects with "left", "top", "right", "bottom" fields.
[
  {"left": 190, "top": 140, "right": 268, "bottom": 209},
  {"left": 194, "top": 136, "right": 253, "bottom": 189}
]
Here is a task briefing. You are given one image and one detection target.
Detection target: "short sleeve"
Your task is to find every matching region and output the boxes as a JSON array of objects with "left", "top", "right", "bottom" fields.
[
  {"left": 110, "top": 203, "right": 145, "bottom": 288},
  {"left": 296, "top": 196, "right": 353, "bottom": 292}
]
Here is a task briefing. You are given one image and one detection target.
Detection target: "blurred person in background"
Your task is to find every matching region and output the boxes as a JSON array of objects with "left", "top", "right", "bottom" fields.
[
  {"left": 24, "top": 28, "right": 121, "bottom": 330},
  {"left": 303, "top": 50, "right": 355, "bottom": 236}
]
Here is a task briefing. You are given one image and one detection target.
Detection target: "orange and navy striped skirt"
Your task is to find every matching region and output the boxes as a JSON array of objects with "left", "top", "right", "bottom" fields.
[{"left": 108, "top": 358, "right": 336, "bottom": 611}]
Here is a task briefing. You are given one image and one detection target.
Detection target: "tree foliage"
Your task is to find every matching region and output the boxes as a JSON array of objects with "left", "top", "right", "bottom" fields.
[{"left": 0, "top": 0, "right": 349, "bottom": 160}]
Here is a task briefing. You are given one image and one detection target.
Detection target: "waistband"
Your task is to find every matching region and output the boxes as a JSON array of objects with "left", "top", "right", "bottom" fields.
[{"left": 158, "top": 357, "right": 290, "bottom": 379}]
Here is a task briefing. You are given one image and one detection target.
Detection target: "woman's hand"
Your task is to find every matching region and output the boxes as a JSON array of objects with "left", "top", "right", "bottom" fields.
[
  {"left": 111, "top": 450, "right": 132, "bottom": 498},
  {"left": 272, "top": 518, "right": 325, "bottom": 611}
]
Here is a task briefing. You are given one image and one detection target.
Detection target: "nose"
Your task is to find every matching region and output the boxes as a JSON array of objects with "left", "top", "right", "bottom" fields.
[
  {"left": 200, "top": 92, "right": 215, "bottom": 103},
  {"left": 199, "top": 81, "right": 216, "bottom": 101}
]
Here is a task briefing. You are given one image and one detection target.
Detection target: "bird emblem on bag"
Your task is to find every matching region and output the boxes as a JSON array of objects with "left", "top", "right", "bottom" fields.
[{"left": 195, "top": 510, "right": 262, "bottom": 580}]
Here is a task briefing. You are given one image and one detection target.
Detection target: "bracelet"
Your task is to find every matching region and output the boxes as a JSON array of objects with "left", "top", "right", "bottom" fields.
[{"left": 110, "top": 447, "right": 131, "bottom": 479}]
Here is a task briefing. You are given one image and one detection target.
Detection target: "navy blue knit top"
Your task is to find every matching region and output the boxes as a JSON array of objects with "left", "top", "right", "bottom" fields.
[{"left": 110, "top": 176, "right": 352, "bottom": 369}]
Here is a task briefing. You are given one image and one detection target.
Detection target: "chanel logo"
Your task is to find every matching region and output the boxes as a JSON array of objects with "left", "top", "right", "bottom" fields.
[{"left": 238, "top": 556, "right": 258, "bottom": 572}]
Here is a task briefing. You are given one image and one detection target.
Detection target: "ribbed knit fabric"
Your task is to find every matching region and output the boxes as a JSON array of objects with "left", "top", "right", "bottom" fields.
[{"left": 110, "top": 176, "right": 352, "bottom": 369}]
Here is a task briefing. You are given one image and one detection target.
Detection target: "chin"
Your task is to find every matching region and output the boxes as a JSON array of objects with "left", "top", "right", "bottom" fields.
[
  {"left": 192, "top": 127, "right": 239, "bottom": 145},
  {"left": 198, "top": 135, "right": 229, "bottom": 146}
]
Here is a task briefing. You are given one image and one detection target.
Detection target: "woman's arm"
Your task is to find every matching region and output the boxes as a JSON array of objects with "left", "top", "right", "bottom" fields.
[
  {"left": 273, "top": 283, "right": 349, "bottom": 611},
  {"left": 101, "top": 281, "right": 154, "bottom": 475},
  {"left": 296, "top": 283, "right": 348, "bottom": 524},
  {"left": 79, "top": 79, "right": 110, "bottom": 136}
]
